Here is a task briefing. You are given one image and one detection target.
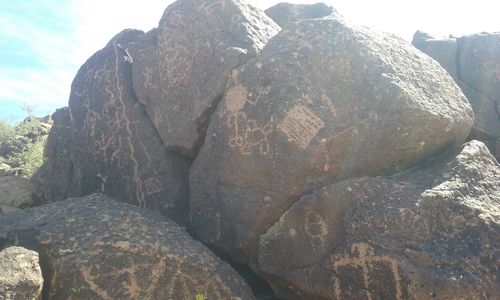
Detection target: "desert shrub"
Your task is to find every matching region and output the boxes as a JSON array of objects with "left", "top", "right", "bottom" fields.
[
  {"left": 0, "top": 117, "right": 47, "bottom": 178},
  {"left": 0, "top": 120, "right": 16, "bottom": 152}
]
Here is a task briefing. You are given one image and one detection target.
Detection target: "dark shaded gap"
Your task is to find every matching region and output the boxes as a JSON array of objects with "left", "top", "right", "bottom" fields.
[
  {"left": 192, "top": 94, "right": 224, "bottom": 158},
  {"left": 210, "top": 247, "right": 280, "bottom": 300}
]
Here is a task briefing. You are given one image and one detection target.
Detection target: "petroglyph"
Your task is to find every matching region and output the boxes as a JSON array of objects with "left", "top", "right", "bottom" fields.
[
  {"left": 330, "top": 243, "right": 403, "bottom": 300},
  {"left": 221, "top": 110, "right": 274, "bottom": 155},
  {"left": 143, "top": 176, "right": 163, "bottom": 196},
  {"left": 160, "top": 13, "right": 193, "bottom": 88},
  {"left": 278, "top": 105, "right": 324, "bottom": 149},
  {"left": 304, "top": 211, "right": 328, "bottom": 250},
  {"left": 225, "top": 84, "right": 248, "bottom": 112}
]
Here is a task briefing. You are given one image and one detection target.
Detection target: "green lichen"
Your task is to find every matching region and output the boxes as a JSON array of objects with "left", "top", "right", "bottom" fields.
[{"left": 195, "top": 294, "right": 207, "bottom": 300}]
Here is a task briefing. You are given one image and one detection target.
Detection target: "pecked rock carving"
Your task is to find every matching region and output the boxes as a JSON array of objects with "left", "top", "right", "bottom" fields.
[
  {"left": 131, "top": 0, "right": 280, "bottom": 157},
  {"left": 257, "top": 141, "right": 500, "bottom": 299},
  {"left": 36, "top": 30, "right": 191, "bottom": 225},
  {"left": 0, "top": 194, "right": 256, "bottom": 300},
  {"left": 190, "top": 15, "right": 473, "bottom": 265}
]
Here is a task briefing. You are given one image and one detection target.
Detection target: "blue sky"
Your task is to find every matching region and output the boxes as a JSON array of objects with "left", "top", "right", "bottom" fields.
[{"left": 1, "top": 0, "right": 499, "bottom": 122}]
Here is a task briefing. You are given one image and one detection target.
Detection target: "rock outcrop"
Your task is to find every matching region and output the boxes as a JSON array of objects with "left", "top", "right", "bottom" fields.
[
  {"left": 131, "top": 0, "right": 279, "bottom": 157},
  {"left": 29, "top": 1, "right": 499, "bottom": 299},
  {"left": 413, "top": 31, "right": 500, "bottom": 159},
  {"left": 265, "top": 2, "right": 337, "bottom": 27},
  {"left": 257, "top": 141, "right": 500, "bottom": 299},
  {"left": 36, "top": 0, "right": 279, "bottom": 226},
  {"left": 0, "top": 246, "right": 43, "bottom": 300},
  {"left": 190, "top": 16, "right": 473, "bottom": 264},
  {"left": 0, "top": 194, "right": 255, "bottom": 300}
]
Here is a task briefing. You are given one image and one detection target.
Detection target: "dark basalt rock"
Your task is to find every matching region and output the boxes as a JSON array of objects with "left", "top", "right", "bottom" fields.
[
  {"left": 0, "top": 194, "right": 255, "bottom": 300},
  {"left": 257, "top": 141, "right": 500, "bottom": 299},
  {"left": 190, "top": 16, "right": 473, "bottom": 264}
]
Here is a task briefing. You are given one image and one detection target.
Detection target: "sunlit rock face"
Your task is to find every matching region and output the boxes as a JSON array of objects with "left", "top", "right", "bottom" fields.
[
  {"left": 0, "top": 246, "right": 43, "bottom": 300},
  {"left": 413, "top": 31, "right": 500, "bottom": 159},
  {"left": 257, "top": 141, "right": 500, "bottom": 299},
  {"left": 190, "top": 16, "right": 473, "bottom": 264},
  {"left": 0, "top": 194, "right": 256, "bottom": 300}
]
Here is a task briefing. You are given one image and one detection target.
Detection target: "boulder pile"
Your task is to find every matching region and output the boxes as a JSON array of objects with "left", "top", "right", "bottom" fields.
[
  {"left": 1, "top": 1, "right": 498, "bottom": 299},
  {"left": 413, "top": 31, "right": 500, "bottom": 160}
]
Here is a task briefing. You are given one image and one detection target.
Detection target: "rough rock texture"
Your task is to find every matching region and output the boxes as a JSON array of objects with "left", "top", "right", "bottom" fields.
[
  {"left": 0, "top": 246, "right": 43, "bottom": 300},
  {"left": 412, "top": 31, "right": 500, "bottom": 159},
  {"left": 131, "top": 0, "right": 279, "bottom": 157},
  {"left": 37, "top": 30, "right": 191, "bottom": 225},
  {"left": 0, "top": 194, "right": 255, "bottom": 300},
  {"left": 0, "top": 176, "right": 33, "bottom": 209},
  {"left": 257, "top": 141, "right": 500, "bottom": 299},
  {"left": 265, "top": 2, "right": 337, "bottom": 27},
  {"left": 190, "top": 17, "right": 473, "bottom": 263}
]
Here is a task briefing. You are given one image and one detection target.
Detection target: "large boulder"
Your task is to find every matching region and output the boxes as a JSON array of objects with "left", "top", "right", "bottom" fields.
[
  {"left": 257, "top": 141, "right": 500, "bottom": 299},
  {"left": 0, "top": 194, "right": 255, "bottom": 300},
  {"left": 190, "top": 16, "right": 473, "bottom": 263},
  {"left": 412, "top": 31, "right": 500, "bottom": 158},
  {"left": 0, "top": 246, "right": 43, "bottom": 300},
  {"left": 458, "top": 33, "right": 500, "bottom": 102},
  {"left": 265, "top": 2, "right": 337, "bottom": 27},
  {"left": 131, "top": 0, "right": 279, "bottom": 157},
  {"left": 37, "top": 30, "right": 191, "bottom": 224}
]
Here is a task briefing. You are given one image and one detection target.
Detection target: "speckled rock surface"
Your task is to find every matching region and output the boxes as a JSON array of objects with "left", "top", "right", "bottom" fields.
[
  {"left": 257, "top": 141, "right": 500, "bottom": 299},
  {"left": 0, "top": 246, "right": 43, "bottom": 300},
  {"left": 265, "top": 2, "right": 337, "bottom": 27},
  {"left": 190, "top": 16, "right": 473, "bottom": 264},
  {"left": 0, "top": 194, "right": 255, "bottom": 300},
  {"left": 131, "top": 0, "right": 279, "bottom": 157}
]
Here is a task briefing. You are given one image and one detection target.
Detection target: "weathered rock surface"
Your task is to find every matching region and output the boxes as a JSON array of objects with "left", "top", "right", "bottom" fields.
[
  {"left": 0, "top": 246, "right": 43, "bottom": 300},
  {"left": 0, "top": 194, "right": 255, "bottom": 300},
  {"left": 257, "top": 140, "right": 500, "bottom": 299},
  {"left": 0, "top": 176, "right": 33, "bottom": 209},
  {"left": 190, "top": 16, "right": 473, "bottom": 263},
  {"left": 131, "top": 0, "right": 279, "bottom": 157},
  {"left": 265, "top": 2, "right": 337, "bottom": 27},
  {"left": 412, "top": 31, "right": 500, "bottom": 158},
  {"left": 37, "top": 30, "right": 191, "bottom": 224}
]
